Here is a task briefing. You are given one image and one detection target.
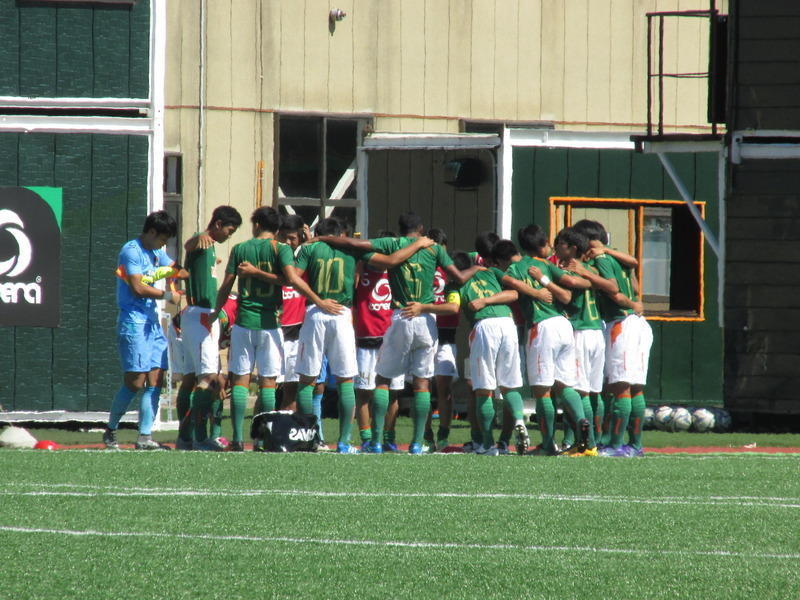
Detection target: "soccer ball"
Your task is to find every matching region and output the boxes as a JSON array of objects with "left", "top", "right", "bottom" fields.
[
  {"left": 654, "top": 406, "right": 674, "bottom": 431},
  {"left": 691, "top": 408, "right": 715, "bottom": 432},
  {"left": 670, "top": 407, "right": 692, "bottom": 432},
  {"left": 643, "top": 407, "right": 655, "bottom": 430},
  {"left": 712, "top": 409, "right": 732, "bottom": 432}
]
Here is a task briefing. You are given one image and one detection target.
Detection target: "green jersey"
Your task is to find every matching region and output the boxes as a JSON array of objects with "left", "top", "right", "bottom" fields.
[
  {"left": 226, "top": 237, "right": 294, "bottom": 330},
  {"left": 295, "top": 241, "right": 364, "bottom": 307},
  {"left": 456, "top": 268, "right": 512, "bottom": 326},
  {"left": 505, "top": 256, "right": 567, "bottom": 326},
  {"left": 368, "top": 237, "right": 453, "bottom": 308},
  {"left": 185, "top": 239, "right": 217, "bottom": 309},
  {"left": 592, "top": 254, "right": 635, "bottom": 322},
  {"left": 564, "top": 261, "right": 603, "bottom": 330}
]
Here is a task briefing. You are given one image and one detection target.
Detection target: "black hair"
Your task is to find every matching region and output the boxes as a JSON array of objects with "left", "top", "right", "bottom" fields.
[
  {"left": 451, "top": 251, "right": 472, "bottom": 271},
  {"left": 491, "top": 239, "right": 519, "bottom": 263},
  {"left": 474, "top": 231, "right": 499, "bottom": 259},
  {"left": 398, "top": 212, "right": 424, "bottom": 235},
  {"left": 517, "top": 224, "right": 549, "bottom": 253},
  {"left": 335, "top": 216, "right": 353, "bottom": 237},
  {"left": 143, "top": 210, "right": 178, "bottom": 237},
  {"left": 251, "top": 206, "right": 281, "bottom": 233},
  {"left": 427, "top": 228, "right": 447, "bottom": 246},
  {"left": 279, "top": 214, "right": 305, "bottom": 232},
  {"left": 315, "top": 217, "right": 342, "bottom": 237},
  {"left": 572, "top": 219, "right": 609, "bottom": 244},
  {"left": 376, "top": 229, "right": 396, "bottom": 238},
  {"left": 208, "top": 205, "right": 242, "bottom": 229},
  {"left": 555, "top": 227, "right": 589, "bottom": 256}
]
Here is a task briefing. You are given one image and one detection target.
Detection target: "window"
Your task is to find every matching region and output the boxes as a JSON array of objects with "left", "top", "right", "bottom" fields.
[
  {"left": 163, "top": 153, "right": 182, "bottom": 263},
  {"left": 550, "top": 197, "right": 705, "bottom": 320},
  {"left": 276, "top": 115, "right": 371, "bottom": 235}
]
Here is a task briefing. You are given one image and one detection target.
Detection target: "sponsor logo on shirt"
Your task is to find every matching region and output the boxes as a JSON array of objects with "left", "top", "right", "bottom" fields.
[{"left": 369, "top": 278, "right": 391, "bottom": 311}]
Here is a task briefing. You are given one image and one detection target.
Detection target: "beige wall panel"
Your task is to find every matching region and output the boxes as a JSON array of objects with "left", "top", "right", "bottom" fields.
[
  {"left": 447, "top": 0, "right": 473, "bottom": 118},
  {"left": 205, "top": 1, "right": 233, "bottom": 107},
  {"left": 165, "top": 1, "right": 185, "bottom": 108},
  {"left": 352, "top": 1, "right": 379, "bottom": 112},
  {"left": 227, "top": 112, "right": 259, "bottom": 214},
  {"left": 376, "top": 0, "right": 402, "bottom": 116},
  {"left": 469, "top": 0, "right": 495, "bottom": 118},
  {"left": 631, "top": 0, "right": 657, "bottom": 127},
  {"left": 423, "top": 1, "right": 450, "bottom": 118},
  {"left": 258, "top": 113, "right": 276, "bottom": 207},
  {"left": 422, "top": 118, "right": 458, "bottom": 134},
  {"left": 493, "top": 1, "right": 519, "bottom": 120},
  {"left": 230, "top": 4, "right": 259, "bottom": 110},
  {"left": 675, "top": 0, "right": 706, "bottom": 128},
  {"left": 303, "top": 0, "right": 331, "bottom": 111},
  {"left": 373, "top": 117, "right": 401, "bottom": 132},
  {"left": 609, "top": 0, "right": 636, "bottom": 125},
  {"left": 280, "top": 0, "right": 307, "bottom": 108},
  {"left": 564, "top": 0, "right": 590, "bottom": 124},
  {"left": 202, "top": 110, "right": 235, "bottom": 207},
  {"left": 397, "top": 118, "right": 426, "bottom": 133},
  {"left": 539, "top": 0, "right": 565, "bottom": 121},
  {"left": 399, "top": 0, "right": 426, "bottom": 117},
  {"left": 176, "top": 1, "right": 200, "bottom": 108},
  {"left": 260, "top": 1, "right": 282, "bottom": 109},
  {"left": 177, "top": 108, "right": 199, "bottom": 237},
  {"left": 327, "top": 0, "right": 355, "bottom": 113},
  {"left": 517, "top": 0, "right": 542, "bottom": 120},
  {"left": 587, "top": 1, "right": 612, "bottom": 124},
  {"left": 164, "top": 108, "right": 182, "bottom": 152}
]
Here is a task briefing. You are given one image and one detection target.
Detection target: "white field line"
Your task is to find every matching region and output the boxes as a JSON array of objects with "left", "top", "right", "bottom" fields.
[
  {"left": 3, "top": 483, "right": 800, "bottom": 509},
  {"left": 0, "top": 525, "right": 798, "bottom": 560}
]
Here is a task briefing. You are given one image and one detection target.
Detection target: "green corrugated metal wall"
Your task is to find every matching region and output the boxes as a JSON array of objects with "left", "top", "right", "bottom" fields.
[
  {"left": 0, "top": 133, "right": 148, "bottom": 411},
  {"left": 511, "top": 148, "right": 723, "bottom": 405},
  {"left": 0, "top": 0, "right": 150, "bottom": 98}
]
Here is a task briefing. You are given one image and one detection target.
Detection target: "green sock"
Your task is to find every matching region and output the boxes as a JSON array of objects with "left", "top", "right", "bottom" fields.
[
  {"left": 628, "top": 392, "right": 646, "bottom": 449},
  {"left": 600, "top": 393, "right": 614, "bottom": 446},
  {"left": 535, "top": 395, "right": 556, "bottom": 447},
  {"left": 372, "top": 387, "right": 390, "bottom": 445},
  {"left": 581, "top": 394, "right": 596, "bottom": 448},
  {"left": 470, "top": 427, "right": 482, "bottom": 445},
  {"left": 609, "top": 394, "right": 632, "bottom": 448},
  {"left": 383, "top": 428, "right": 395, "bottom": 444},
  {"left": 360, "top": 428, "right": 372, "bottom": 443},
  {"left": 176, "top": 388, "right": 193, "bottom": 442},
  {"left": 411, "top": 391, "right": 431, "bottom": 446},
  {"left": 230, "top": 384, "right": 248, "bottom": 443},
  {"left": 337, "top": 381, "right": 356, "bottom": 445},
  {"left": 253, "top": 395, "right": 264, "bottom": 416},
  {"left": 259, "top": 386, "right": 276, "bottom": 413},
  {"left": 436, "top": 426, "right": 450, "bottom": 443},
  {"left": 192, "top": 387, "right": 213, "bottom": 442},
  {"left": 476, "top": 393, "right": 495, "bottom": 448},
  {"left": 503, "top": 389, "right": 525, "bottom": 421},
  {"left": 297, "top": 382, "right": 314, "bottom": 415},
  {"left": 559, "top": 387, "right": 585, "bottom": 446},
  {"left": 590, "top": 393, "right": 603, "bottom": 443},
  {"left": 210, "top": 395, "right": 223, "bottom": 439},
  {"left": 562, "top": 424, "right": 575, "bottom": 449}
]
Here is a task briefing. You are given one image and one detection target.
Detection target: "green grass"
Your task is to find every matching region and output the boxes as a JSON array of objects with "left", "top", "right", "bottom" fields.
[{"left": 1, "top": 446, "right": 798, "bottom": 599}]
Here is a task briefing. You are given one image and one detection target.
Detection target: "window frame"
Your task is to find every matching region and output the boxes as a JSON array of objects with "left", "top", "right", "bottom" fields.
[{"left": 549, "top": 196, "right": 706, "bottom": 322}]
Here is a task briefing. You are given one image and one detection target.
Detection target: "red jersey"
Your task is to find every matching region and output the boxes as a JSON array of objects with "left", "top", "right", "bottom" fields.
[
  {"left": 219, "top": 294, "right": 238, "bottom": 347},
  {"left": 281, "top": 285, "right": 306, "bottom": 326},
  {"left": 354, "top": 267, "right": 393, "bottom": 338},
  {"left": 434, "top": 266, "right": 459, "bottom": 329}
]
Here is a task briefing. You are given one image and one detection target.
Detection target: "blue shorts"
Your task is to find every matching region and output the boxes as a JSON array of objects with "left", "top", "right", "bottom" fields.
[
  {"left": 118, "top": 319, "right": 169, "bottom": 373},
  {"left": 316, "top": 355, "right": 337, "bottom": 386}
]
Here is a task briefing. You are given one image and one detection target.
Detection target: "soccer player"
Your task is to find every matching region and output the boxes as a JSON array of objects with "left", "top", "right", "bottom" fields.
[
  {"left": 180, "top": 205, "right": 242, "bottom": 451},
  {"left": 448, "top": 248, "right": 524, "bottom": 455},
  {"left": 497, "top": 224, "right": 591, "bottom": 455},
  {"left": 294, "top": 218, "right": 433, "bottom": 454},
  {"left": 571, "top": 219, "right": 651, "bottom": 457},
  {"left": 104, "top": 210, "right": 181, "bottom": 450},
  {"left": 211, "top": 207, "right": 339, "bottom": 451}
]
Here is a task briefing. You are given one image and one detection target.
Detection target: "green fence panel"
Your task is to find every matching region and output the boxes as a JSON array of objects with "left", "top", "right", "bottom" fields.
[{"left": 56, "top": 7, "right": 95, "bottom": 98}]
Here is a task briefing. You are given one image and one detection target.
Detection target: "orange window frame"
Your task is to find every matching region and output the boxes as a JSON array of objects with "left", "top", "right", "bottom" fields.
[{"left": 549, "top": 196, "right": 705, "bottom": 322}]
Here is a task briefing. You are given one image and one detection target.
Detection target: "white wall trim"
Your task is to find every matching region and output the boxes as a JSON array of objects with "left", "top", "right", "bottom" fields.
[
  {"left": 0, "top": 115, "right": 152, "bottom": 135},
  {"left": 638, "top": 140, "right": 722, "bottom": 154},
  {"left": 731, "top": 130, "right": 800, "bottom": 163},
  {"left": 508, "top": 129, "right": 636, "bottom": 150},
  {"left": 0, "top": 96, "right": 149, "bottom": 111},
  {"left": 148, "top": 0, "right": 167, "bottom": 213},
  {"left": 497, "top": 127, "right": 513, "bottom": 239},
  {"left": 362, "top": 133, "right": 500, "bottom": 150}
]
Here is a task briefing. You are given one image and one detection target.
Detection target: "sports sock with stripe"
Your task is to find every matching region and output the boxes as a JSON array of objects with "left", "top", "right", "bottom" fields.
[
  {"left": 176, "top": 387, "right": 193, "bottom": 442},
  {"left": 581, "top": 394, "right": 596, "bottom": 448},
  {"left": 475, "top": 392, "right": 495, "bottom": 449},
  {"left": 337, "top": 381, "right": 356, "bottom": 445},
  {"left": 297, "top": 382, "right": 314, "bottom": 415},
  {"left": 411, "top": 391, "right": 431, "bottom": 446},
  {"left": 372, "top": 387, "right": 390, "bottom": 445},
  {"left": 259, "top": 385, "right": 276, "bottom": 413},
  {"left": 503, "top": 389, "right": 525, "bottom": 421},
  {"left": 360, "top": 428, "right": 372, "bottom": 444},
  {"left": 108, "top": 386, "right": 137, "bottom": 430},
  {"left": 590, "top": 392, "right": 604, "bottom": 443},
  {"left": 558, "top": 386, "right": 585, "bottom": 447},
  {"left": 600, "top": 393, "right": 615, "bottom": 446},
  {"left": 192, "top": 386, "right": 213, "bottom": 441},
  {"left": 535, "top": 394, "right": 556, "bottom": 449},
  {"left": 628, "top": 392, "right": 646, "bottom": 450},
  {"left": 138, "top": 386, "right": 158, "bottom": 435},
  {"left": 312, "top": 392, "right": 325, "bottom": 441},
  {"left": 609, "top": 393, "right": 632, "bottom": 448},
  {"left": 229, "top": 384, "right": 248, "bottom": 443},
  {"left": 210, "top": 393, "right": 223, "bottom": 439}
]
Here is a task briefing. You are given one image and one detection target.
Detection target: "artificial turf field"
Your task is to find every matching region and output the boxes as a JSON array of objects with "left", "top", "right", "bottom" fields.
[{"left": 1, "top": 421, "right": 799, "bottom": 600}]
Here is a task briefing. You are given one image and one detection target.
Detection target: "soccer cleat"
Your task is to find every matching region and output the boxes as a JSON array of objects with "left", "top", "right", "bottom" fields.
[
  {"left": 582, "top": 446, "right": 599, "bottom": 457},
  {"left": 561, "top": 445, "right": 584, "bottom": 457},
  {"left": 383, "top": 441, "right": 399, "bottom": 453},
  {"left": 496, "top": 441, "right": 510, "bottom": 455},
  {"left": 408, "top": 443, "right": 424, "bottom": 455},
  {"left": 135, "top": 435, "right": 169, "bottom": 450},
  {"left": 316, "top": 441, "right": 332, "bottom": 452},
  {"left": 336, "top": 442, "right": 360, "bottom": 454},
  {"left": 577, "top": 418, "right": 590, "bottom": 453},
  {"left": 475, "top": 445, "right": 500, "bottom": 456},
  {"left": 368, "top": 441, "right": 383, "bottom": 454},
  {"left": 462, "top": 441, "right": 478, "bottom": 454},
  {"left": 228, "top": 441, "right": 245, "bottom": 452},
  {"left": 598, "top": 445, "right": 630, "bottom": 457},
  {"left": 514, "top": 423, "right": 530, "bottom": 456},
  {"left": 174, "top": 438, "right": 193, "bottom": 451},
  {"left": 360, "top": 442, "right": 372, "bottom": 453},
  {"left": 252, "top": 439, "right": 265, "bottom": 452},
  {"left": 193, "top": 438, "right": 225, "bottom": 451},
  {"left": 626, "top": 445, "right": 645, "bottom": 457},
  {"left": 102, "top": 428, "right": 119, "bottom": 450},
  {"left": 529, "top": 442, "right": 559, "bottom": 456},
  {"left": 435, "top": 438, "right": 450, "bottom": 452}
]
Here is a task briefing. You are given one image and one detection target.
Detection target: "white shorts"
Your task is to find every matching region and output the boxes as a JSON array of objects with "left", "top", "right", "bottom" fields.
[
  {"left": 296, "top": 306, "right": 357, "bottom": 379},
  {"left": 468, "top": 317, "right": 522, "bottom": 391},
  {"left": 167, "top": 319, "right": 188, "bottom": 375},
  {"left": 605, "top": 314, "right": 653, "bottom": 386},
  {"left": 434, "top": 342, "right": 459, "bottom": 379},
  {"left": 375, "top": 311, "right": 437, "bottom": 380},
  {"left": 281, "top": 338, "right": 300, "bottom": 383},
  {"left": 355, "top": 346, "right": 406, "bottom": 390},
  {"left": 229, "top": 325, "right": 284, "bottom": 377},
  {"left": 526, "top": 316, "right": 578, "bottom": 388},
  {"left": 181, "top": 305, "right": 220, "bottom": 376},
  {"left": 574, "top": 328, "right": 605, "bottom": 393}
]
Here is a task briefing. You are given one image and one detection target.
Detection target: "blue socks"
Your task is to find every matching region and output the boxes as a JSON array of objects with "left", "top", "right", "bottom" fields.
[
  {"left": 313, "top": 393, "right": 324, "bottom": 441},
  {"left": 138, "top": 386, "right": 160, "bottom": 435},
  {"left": 108, "top": 386, "right": 137, "bottom": 430}
]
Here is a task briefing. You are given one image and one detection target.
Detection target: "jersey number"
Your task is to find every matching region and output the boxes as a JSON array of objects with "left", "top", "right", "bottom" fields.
[
  {"left": 315, "top": 258, "right": 345, "bottom": 295},
  {"left": 401, "top": 262, "right": 423, "bottom": 300}
]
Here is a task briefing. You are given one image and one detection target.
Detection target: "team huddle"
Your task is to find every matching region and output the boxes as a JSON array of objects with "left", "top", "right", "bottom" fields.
[{"left": 104, "top": 205, "right": 651, "bottom": 457}]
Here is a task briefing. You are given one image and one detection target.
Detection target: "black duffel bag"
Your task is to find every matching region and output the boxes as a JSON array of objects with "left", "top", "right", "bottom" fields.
[{"left": 250, "top": 410, "right": 320, "bottom": 452}]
